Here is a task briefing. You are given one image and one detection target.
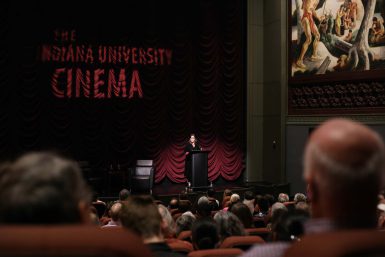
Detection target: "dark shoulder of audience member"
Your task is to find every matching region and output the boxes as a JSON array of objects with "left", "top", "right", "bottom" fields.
[
  {"left": 269, "top": 208, "right": 310, "bottom": 242},
  {"left": 0, "top": 152, "right": 91, "bottom": 224},
  {"left": 244, "top": 191, "right": 255, "bottom": 201},
  {"left": 207, "top": 189, "right": 220, "bottom": 210},
  {"left": 178, "top": 200, "right": 192, "bottom": 213},
  {"left": 256, "top": 196, "right": 270, "bottom": 215},
  {"left": 265, "top": 194, "right": 275, "bottom": 207},
  {"left": 230, "top": 202, "right": 254, "bottom": 228},
  {"left": 192, "top": 217, "right": 219, "bottom": 250}
]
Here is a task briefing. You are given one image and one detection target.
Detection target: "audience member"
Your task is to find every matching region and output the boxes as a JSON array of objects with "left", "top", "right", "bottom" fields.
[
  {"left": 222, "top": 189, "right": 232, "bottom": 208},
  {"left": 99, "top": 201, "right": 114, "bottom": 225},
  {"left": 158, "top": 204, "right": 176, "bottom": 238},
  {"left": 240, "top": 118, "right": 385, "bottom": 257},
  {"left": 214, "top": 210, "right": 246, "bottom": 243},
  {"left": 168, "top": 197, "right": 179, "bottom": 210},
  {"left": 0, "top": 152, "right": 91, "bottom": 224},
  {"left": 175, "top": 213, "right": 195, "bottom": 237},
  {"left": 271, "top": 202, "right": 287, "bottom": 217},
  {"left": 266, "top": 203, "right": 287, "bottom": 230},
  {"left": 295, "top": 201, "right": 310, "bottom": 213},
  {"left": 243, "top": 191, "right": 255, "bottom": 215},
  {"left": 120, "top": 195, "right": 185, "bottom": 257},
  {"left": 269, "top": 209, "right": 309, "bottom": 242},
  {"left": 225, "top": 193, "right": 240, "bottom": 211},
  {"left": 191, "top": 217, "right": 219, "bottom": 250},
  {"left": 178, "top": 200, "right": 192, "bottom": 214},
  {"left": 119, "top": 188, "right": 130, "bottom": 202},
  {"left": 265, "top": 194, "right": 276, "bottom": 208},
  {"left": 102, "top": 202, "right": 122, "bottom": 228},
  {"left": 254, "top": 195, "right": 270, "bottom": 227},
  {"left": 92, "top": 192, "right": 107, "bottom": 219},
  {"left": 277, "top": 193, "right": 289, "bottom": 203},
  {"left": 255, "top": 195, "right": 270, "bottom": 216},
  {"left": 89, "top": 206, "right": 101, "bottom": 225},
  {"left": 207, "top": 189, "right": 220, "bottom": 210},
  {"left": 230, "top": 202, "right": 254, "bottom": 228},
  {"left": 377, "top": 199, "right": 385, "bottom": 229},
  {"left": 196, "top": 196, "right": 213, "bottom": 219},
  {"left": 293, "top": 193, "right": 306, "bottom": 203}
]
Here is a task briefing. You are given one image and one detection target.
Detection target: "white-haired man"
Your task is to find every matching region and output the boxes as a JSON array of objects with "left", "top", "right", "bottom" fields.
[{"left": 240, "top": 118, "right": 385, "bottom": 257}]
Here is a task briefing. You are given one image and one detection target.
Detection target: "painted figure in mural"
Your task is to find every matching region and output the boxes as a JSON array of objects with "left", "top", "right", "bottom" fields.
[
  {"left": 345, "top": 29, "right": 353, "bottom": 42},
  {"left": 296, "top": 0, "right": 321, "bottom": 69},
  {"left": 335, "top": 5, "right": 347, "bottom": 37},
  {"left": 369, "top": 16, "right": 385, "bottom": 44}
]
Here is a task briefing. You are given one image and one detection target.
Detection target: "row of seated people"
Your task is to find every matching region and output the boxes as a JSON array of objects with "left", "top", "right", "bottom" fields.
[{"left": 1, "top": 119, "right": 385, "bottom": 257}]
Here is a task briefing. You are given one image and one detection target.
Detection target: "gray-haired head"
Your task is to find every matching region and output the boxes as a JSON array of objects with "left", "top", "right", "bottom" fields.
[
  {"left": 278, "top": 193, "right": 289, "bottom": 203},
  {"left": 213, "top": 210, "right": 246, "bottom": 242},
  {"left": 294, "top": 193, "right": 307, "bottom": 203},
  {"left": 158, "top": 204, "right": 176, "bottom": 237},
  {"left": 0, "top": 152, "right": 91, "bottom": 224},
  {"left": 271, "top": 202, "right": 287, "bottom": 217}
]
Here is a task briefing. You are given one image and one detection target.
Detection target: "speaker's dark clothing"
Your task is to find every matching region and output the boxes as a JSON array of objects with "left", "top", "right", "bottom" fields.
[
  {"left": 184, "top": 143, "right": 201, "bottom": 182},
  {"left": 184, "top": 143, "right": 201, "bottom": 153}
]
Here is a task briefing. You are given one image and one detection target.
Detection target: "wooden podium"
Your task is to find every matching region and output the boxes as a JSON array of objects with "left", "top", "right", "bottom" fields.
[{"left": 186, "top": 150, "right": 209, "bottom": 189}]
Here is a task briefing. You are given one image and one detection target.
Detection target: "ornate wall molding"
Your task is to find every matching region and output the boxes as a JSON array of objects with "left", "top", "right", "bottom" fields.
[{"left": 288, "top": 81, "right": 385, "bottom": 116}]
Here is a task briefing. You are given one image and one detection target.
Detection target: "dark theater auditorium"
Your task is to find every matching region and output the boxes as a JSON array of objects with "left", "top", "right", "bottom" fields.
[{"left": 1, "top": 0, "right": 385, "bottom": 257}]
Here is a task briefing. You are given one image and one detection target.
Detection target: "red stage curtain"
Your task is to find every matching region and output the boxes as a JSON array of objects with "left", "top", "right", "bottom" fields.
[{"left": 0, "top": 0, "right": 245, "bottom": 183}]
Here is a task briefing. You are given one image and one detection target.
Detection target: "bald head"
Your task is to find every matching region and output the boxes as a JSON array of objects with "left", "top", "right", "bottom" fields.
[
  {"left": 304, "top": 119, "right": 384, "bottom": 181},
  {"left": 110, "top": 202, "right": 122, "bottom": 221},
  {"left": 304, "top": 118, "right": 385, "bottom": 228}
]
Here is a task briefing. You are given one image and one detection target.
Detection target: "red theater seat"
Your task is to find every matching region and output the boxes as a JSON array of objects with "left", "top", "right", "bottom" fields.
[
  {"left": 0, "top": 226, "right": 153, "bottom": 257},
  {"left": 284, "top": 229, "right": 385, "bottom": 257},
  {"left": 219, "top": 235, "right": 265, "bottom": 250},
  {"left": 177, "top": 230, "right": 192, "bottom": 241},
  {"left": 167, "top": 238, "right": 194, "bottom": 253},
  {"left": 188, "top": 248, "right": 243, "bottom": 257}
]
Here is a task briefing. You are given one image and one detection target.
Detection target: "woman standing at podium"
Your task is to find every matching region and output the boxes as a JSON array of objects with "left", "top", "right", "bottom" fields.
[{"left": 184, "top": 133, "right": 201, "bottom": 187}]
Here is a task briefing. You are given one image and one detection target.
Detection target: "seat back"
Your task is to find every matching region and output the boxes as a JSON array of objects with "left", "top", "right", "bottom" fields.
[
  {"left": 284, "top": 229, "right": 385, "bottom": 257},
  {"left": 177, "top": 230, "right": 192, "bottom": 241},
  {"left": 219, "top": 235, "right": 265, "bottom": 250},
  {"left": 188, "top": 248, "right": 243, "bottom": 257},
  {"left": 245, "top": 227, "right": 270, "bottom": 241},
  {"left": 167, "top": 238, "right": 194, "bottom": 253},
  {"left": 0, "top": 226, "right": 153, "bottom": 257}
]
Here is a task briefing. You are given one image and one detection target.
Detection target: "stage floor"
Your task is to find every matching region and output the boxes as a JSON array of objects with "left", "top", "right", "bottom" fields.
[{"left": 99, "top": 179, "right": 252, "bottom": 204}]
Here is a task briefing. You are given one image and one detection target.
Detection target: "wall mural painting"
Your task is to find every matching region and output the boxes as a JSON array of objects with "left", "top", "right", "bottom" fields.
[{"left": 289, "top": 0, "right": 385, "bottom": 114}]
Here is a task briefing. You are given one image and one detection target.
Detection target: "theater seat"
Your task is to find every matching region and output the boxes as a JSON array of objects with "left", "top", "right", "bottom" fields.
[
  {"left": 177, "top": 230, "right": 192, "bottom": 241},
  {"left": 0, "top": 226, "right": 152, "bottom": 257},
  {"left": 284, "top": 229, "right": 385, "bottom": 257},
  {"left": 130, "top": 160, "right": 154, "bottom": 194},
  {"left": 219, "top": 235, "right": 265, "bottom": 250},
  {"left": 188, "top": 248, "right": 243, "bottom": 257},
  {"left": 245, "top": 227, "right": 270, "bottom": 240},
  {"left": 166, "top": 238, "right": 194, "bottom": 253}
]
